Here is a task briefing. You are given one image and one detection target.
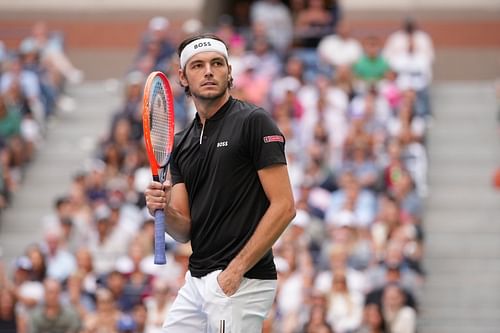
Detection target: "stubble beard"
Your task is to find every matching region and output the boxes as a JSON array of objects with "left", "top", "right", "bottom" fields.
[{"left": 191, "top": 79, "right": 229, "bottom": 101}]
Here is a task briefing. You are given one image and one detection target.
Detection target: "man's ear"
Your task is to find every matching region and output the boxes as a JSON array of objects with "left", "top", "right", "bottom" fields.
[{"left": 178, "top": 68, "right": 188, "bottom": 87}]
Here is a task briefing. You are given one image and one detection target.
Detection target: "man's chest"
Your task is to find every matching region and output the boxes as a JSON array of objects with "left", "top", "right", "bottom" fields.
[{"left": 176, "top": 121, "right": 249, "bottom": 185}]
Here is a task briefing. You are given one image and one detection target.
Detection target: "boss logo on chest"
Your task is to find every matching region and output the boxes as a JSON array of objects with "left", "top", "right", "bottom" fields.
[
  {"left": 194, "top": 41, "right": 212, "bottom": 49},
  {"left": 217, "top": 141, "right": 228, "bottom": 148}
]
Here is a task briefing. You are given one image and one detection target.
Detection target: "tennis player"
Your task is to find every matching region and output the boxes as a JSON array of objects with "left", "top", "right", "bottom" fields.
[{"left": 145, "top": 33, "right": 296, "bottom": 332}]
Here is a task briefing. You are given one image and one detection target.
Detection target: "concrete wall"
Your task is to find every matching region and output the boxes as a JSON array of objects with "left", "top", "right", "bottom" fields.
[
  {"left": 0, "top": 0, "right": 203, "bottom": 11},
  {"left": 343, "top": 0, "right": 500, "bottom": 10}
]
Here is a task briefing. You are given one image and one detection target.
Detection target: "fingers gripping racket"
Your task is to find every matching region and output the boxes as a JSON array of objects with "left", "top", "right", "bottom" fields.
[{"left": 142, "top": 71, "right": 175, "bottom": 264}]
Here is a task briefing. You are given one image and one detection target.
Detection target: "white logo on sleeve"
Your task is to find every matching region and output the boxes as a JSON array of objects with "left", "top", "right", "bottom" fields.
[{"left": 217, "top": 141, "right": 228, "bottom": 148}]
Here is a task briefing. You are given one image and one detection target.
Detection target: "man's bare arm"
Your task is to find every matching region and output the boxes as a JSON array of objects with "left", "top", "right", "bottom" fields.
[
  {"left": 145, "top": 181, "right": 191, "bottom": 243},
  {"left": 218, "top": 164, "right": 296, "bottom": 295}
]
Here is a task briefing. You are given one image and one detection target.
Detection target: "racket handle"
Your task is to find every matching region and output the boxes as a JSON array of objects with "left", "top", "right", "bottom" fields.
[{"left": 154, "top": 209, "right": 167, "bottom": 265}]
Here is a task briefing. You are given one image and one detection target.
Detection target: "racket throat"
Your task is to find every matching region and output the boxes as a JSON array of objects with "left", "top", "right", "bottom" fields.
[
  {"left": 155, "top": 167, "right": 167, "bottom": 183},
  {"left": 158, "top": 167, "right": 168, "bottom": 183}
]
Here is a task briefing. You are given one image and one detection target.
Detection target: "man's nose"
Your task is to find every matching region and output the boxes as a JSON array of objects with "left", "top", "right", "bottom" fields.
[{"left": 203, "top": 63, "right": 214, "bottom": 76}]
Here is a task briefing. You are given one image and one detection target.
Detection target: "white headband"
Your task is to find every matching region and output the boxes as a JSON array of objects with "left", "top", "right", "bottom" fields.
[{"left": 180, "top": 38, "right": 229, "bottom": 69}]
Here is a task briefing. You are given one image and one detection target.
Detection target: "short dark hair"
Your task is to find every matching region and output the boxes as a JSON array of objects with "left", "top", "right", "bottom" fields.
[{"left": 177, "top": 33, "right": 233, "bottom": 96}]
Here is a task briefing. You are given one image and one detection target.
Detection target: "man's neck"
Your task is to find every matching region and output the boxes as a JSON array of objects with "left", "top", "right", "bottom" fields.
[{"left": 194, "top": 92, "right": 230, "bottom": 124}]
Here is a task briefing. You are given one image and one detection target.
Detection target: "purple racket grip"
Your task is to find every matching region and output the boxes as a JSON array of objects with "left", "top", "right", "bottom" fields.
[{"left": 154, "top": 209, "right": 167, "bottom": 265}]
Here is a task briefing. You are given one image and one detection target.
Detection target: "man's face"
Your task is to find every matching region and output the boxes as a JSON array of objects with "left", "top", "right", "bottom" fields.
[{"left": 180, "top": 51, "right": 231, "bottom": 101}]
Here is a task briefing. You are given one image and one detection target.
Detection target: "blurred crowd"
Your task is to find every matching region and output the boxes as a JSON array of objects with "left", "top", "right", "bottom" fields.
[
  {"left": 0, "top": 0, "right": 436, "bottom": 332},
  {"left": 0, "top": 21, "right": 83, "bottom": 210}
]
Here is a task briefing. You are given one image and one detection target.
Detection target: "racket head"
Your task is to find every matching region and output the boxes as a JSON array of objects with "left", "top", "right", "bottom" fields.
[{"left": 142, "top": 71, "right": 175, "bottom": 182}]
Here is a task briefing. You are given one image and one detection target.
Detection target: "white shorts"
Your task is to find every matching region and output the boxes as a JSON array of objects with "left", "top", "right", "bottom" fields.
[{"left": 163, "top": 270, "right": 277, "bottom": 333}]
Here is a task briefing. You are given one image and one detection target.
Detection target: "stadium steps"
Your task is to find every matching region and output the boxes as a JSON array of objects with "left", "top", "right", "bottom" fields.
[
  {"left": 0, "top": 81, "right": 120, "bottom": 264},
  {"left": 418, "top": 82, "right": 500, "bottom": 333}
]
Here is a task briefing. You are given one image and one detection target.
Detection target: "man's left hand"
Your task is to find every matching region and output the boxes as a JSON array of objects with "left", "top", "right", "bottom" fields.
[{"left": 217, "top": 268, "right": 244, "bottom": 297}]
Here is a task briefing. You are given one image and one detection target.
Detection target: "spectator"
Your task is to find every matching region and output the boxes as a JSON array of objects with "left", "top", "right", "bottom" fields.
[
  {"left": 28, "top": 21, "right": 83, "bottom": 85},
  {"left": 43, "top": 195, "right": 89, "bottom": 253},
  {"left": 137, "top": 16, "right": 175, "bottom": 67},
  {"left": 144, "top": 279, "right": 175, "bottom": 333},
  {"left": 88, "top": 204, "right": 129, "bottom": 276},
  {"left": 315, "top": 242, "right": 368, "bottom": 296},
  {"left": 355, "top": 303, "right": 388, "bottom": 333},
  {"left": 120, "top": 242, "right": 153, "bottom": 312},
  {"left": 318, "top": 19, "right": 363, "bottom": 70},
  {"left": 386, "top": 91, "right": 426, "bottom": 143},
  {"left": 293, "top": 0, "right": 334, "bottom": 48},
  {"left": 326, "top": 270, "right": 364, "bottom": 333},
  {"left": 388, "top": 40, "right": 432, "bottom": 118},
  {"left": 28, "top": 278, "right": 81, "bottom": 333},
  {"left": 0, "top": 289, "right": 23, "bottom": 333},
  {"left": 292, "top": 0, "right": 335, "bottom": 81},
  {"left": 383, "top": 17, "right": 434, "bottom": 65},
  {"left": 62, "top": 273, "right": 95, "bottom": 318},
  {"left": 334, "top": 64, "right": 356, "bottom": 101},
  {"left": 19, "top": 37, "right": 58, "bottom": 118},
  {"left": 353, "top": 36, "right": 390, "bottom": 89},
  {"left": 381, "top": 284, "right": 416, "bottom": 333},
  {"left": 12, "top": 256, "right": 44, "bottom": 313},
  {"left": 132, "top": 302, "right": 147, "bottom": 333},
  {"left": 270, "top": 57, "right": 309, "bottom": 115},
  {"left": 82, "top": 288, "right": 121, "bottom": 333},
  {"left": 243, "top": 35, "right": 282, "bottom": 81},
  {"left": 378, "top": 69, "right": 403, "bottom": 111},
  {"left": 303, "top": 303, "right": 334, "bottom": 333},
  {"left": 274, "top": 244, "right": 308, "bottom": 332},
  {"left": 74, "top": 247, "right": 98, "bottom": 300},
  {"left": 214, "top": 15, "right": 244, "bottom": 58},
  {"left": 349, "top": 85, "right": 391, "bottom": 128},
  {"left": 233, "top": 55, "right": 273, "bottom": 108},
  {"left": 226, "top": 34, "right": 247, "bottom": 82},
  {"left": 364, "top": 265, "right": 417, "bottom": 310},
  {"left": 391, "top": 171, "right": 423, "bottom": 222},
  {"left": 42, "top": 226, "right": 76, "bottom": 282},
  {"left": 106, "top": 270, "right": 136, "bottom": 313},
  {"left": 1, "top": 55, "right": 45, "bottom": 132},
  {"left": 366, "top": 240, "right": 422, "bottom": 295},
  {"left": 109, "top": 71, "right": 145, "bottom": 143},
  {"left": 25, "top": 244, "right": 47, "bottom": 282},
  {"left": 325, "top": 171, "right": 377, "bottom": 228},
  {"left": 249, "top": 0, "right": 294, "bottom": 54},
  {"left": 0, "top": 94, "right": 22, "bottom": 141},
  {"left": 339, "top": 142, "right": 380, "bottom": 191},
  {"left": 371, "top": 195, "right": 402, "bottom": 260}
]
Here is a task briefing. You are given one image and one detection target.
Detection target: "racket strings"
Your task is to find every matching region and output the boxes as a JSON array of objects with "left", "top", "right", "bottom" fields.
[{"left": 150, "top": 79, "right": 173, "bottom": 164}]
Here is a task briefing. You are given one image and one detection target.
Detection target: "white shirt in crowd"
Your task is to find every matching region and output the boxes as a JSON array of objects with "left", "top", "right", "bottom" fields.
[
  {"left": 383, "top": 30, "right": 435, "bottom": 65},
  {"left": 318, "top": 35, "right": 363, "bottom": 67},
  {"left": 390, "top": 51, "right": 433, "bottom": 91}
]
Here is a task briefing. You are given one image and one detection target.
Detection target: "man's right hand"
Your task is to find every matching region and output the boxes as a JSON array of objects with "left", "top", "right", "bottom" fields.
[{"left": 145, "top": 180, "right": 171, "bottom": 215}]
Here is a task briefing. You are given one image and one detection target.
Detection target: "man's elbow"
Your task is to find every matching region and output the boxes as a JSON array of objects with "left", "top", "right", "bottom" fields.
[
  {"left": 174, "top": 235, "right": 191, "bottom": 244},
  {"left": 284, "top": 200, "right": 296, "bottom": 224},
  {"left": 168, "top": 230, "right": 191, "bottom": 244}
]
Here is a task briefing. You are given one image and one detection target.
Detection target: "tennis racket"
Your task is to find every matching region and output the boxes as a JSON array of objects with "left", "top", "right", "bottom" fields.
[{"left": 142, "top": 71, "right": 175, "bottom": 265}]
